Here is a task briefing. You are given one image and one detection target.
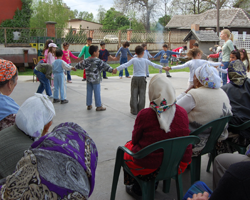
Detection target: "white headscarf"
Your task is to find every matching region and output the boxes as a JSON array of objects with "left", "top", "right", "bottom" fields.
[
  {"left": 16, "top": 93, "right": 55, "bottom": 138},
  {"left": 195, "top": 63, "right": 221, "bottom": 89},
  {"left": 148, "top": 74, "right": 176, "bottom": 133}
]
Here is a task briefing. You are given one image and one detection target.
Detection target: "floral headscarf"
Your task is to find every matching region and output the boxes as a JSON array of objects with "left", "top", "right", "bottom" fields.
[
  {"left": 228, "top": 59, "right": 247, "bottom": 87},
  {"left": 0, "top": 122, "right": 98, "bottom": 200},
  {"left": 195, "top": 63, "right": 221, "bottom": 89},
  {"left": 149, "top": 74, "right": 176, "bottom": 133},
  {"left": 0, "top": 59, "right": 17, "bottom": 82}
]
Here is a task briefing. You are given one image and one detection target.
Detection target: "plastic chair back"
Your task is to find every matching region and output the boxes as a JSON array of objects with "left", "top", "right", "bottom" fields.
[
  {"left": 110, "top": 136, "right": 200, "bottom": 200},
  {"left": 190, "top": 116, "right": 232, "bottom": 155},
  {"left": 229, "top": 120, "right": 250, "bottom": 131}
]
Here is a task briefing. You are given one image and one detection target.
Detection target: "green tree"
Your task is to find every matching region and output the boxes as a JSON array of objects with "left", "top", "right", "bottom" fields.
[
  {"left": 158, "top": 15, "right": 171, "bottom": 27},
  {"left": 102, "top": 8, "right": 130, "bottom": 30},
  {"left": 78, "top": 11, "right": 94, "bottom": 21},
  {"left": 126, "top": 11, "right": 145, "bottom": 30},
  {"left": 97, "top": 5, "right": 106, "bottom": 23},
  {"left": 73, "top": 9, "right": 78, "bottom": 18},
  {"left": 30, "top": 0, "right": 73, "bottom": 28},
  {"left": 233, "top": 0, "right": 250, "bottom": 9},
  {"left": 0, "top": 0, "right": 33, "bottom": 27}
]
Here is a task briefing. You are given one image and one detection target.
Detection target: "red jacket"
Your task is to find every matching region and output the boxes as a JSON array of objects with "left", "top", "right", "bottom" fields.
[
  {"left": 172, "top": 47, "right": 183, "bottom": 58},
  {"left": 209, "top": 53, "right": 219, "bottom": 58},
  {"left": 131, "top": 105, "right": 192, "bottom": 169}
]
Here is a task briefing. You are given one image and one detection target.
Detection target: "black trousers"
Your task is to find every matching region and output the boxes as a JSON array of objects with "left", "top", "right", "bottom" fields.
[{"left": 130, "top": 76, "right": 147, "bottom": 115}]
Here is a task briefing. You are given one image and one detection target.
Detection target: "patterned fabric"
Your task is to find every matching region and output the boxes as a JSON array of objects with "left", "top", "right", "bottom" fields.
[
  {"left": 195, "top": 63, "right": 221, "bottom": 89},
  {"left": 99, "top": 49, "right": 110, "bottom": 62},
  {"left": 149, "top": 74, "right": 176, "bottom": 133},
  {"left": 150, "top": 98, "right": 176, "bottom": 117},
  {"left": 62, "top": 50, "right": 78, "bottom": 64},
  {"left": 228, "top": 59, "right": 247, "bottom": 87},
  {"left": 0, "top": 94, "right": 19, "bottom": 121},
  {"left": 35, "top": 63, "right": 52, "bottom": 79},
  {"left": 75, "top": 58, "right": 114, "bottom": 84},
  {"left": 183, "top": 181, "right": 213, "bottom": 200},
  {"left": 0, "top": 59, "right": 17, "bottom": 82},
  {"left": 124, "top": 168, "right": 160, "bottom": 185},
  {"left": 0, "top": 114, "right": 16, "bottom": 131},
  {"left": 0, "top": 122, "right": 98, "bottom": 200}
]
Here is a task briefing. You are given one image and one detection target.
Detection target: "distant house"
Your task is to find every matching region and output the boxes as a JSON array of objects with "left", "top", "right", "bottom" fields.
[
  {"left": 0, "top": 0, "right": 22, "bottom": 24},
  {"left": 166, "top": 8, "right": 250, "bottom": 34},
  {"left": 67, "top": 19, "right": 103, "bottom": 30},
  {"left": 183, "top": 26, "right": 220, "bottom": 57}
]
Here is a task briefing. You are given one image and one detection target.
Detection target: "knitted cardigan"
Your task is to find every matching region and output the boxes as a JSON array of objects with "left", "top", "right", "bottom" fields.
[{"left": 131, "top": 105, "right": 192, "bottom": 169}]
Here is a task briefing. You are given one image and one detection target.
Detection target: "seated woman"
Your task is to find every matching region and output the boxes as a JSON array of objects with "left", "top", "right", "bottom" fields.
[
  {"left": 184, "top": 162, "right": 250, "bottom": 200},
  {"left": 0, "top": 122, "right": 98, "bottom": 200},
  {"left": 0, "top": 93, "right": 55, "bottom": 179},
  {"left": 0, "top": 59, "right": 19, "bottom": 131},
  {"left": 177, "top": 63, "right": 232, "bottom": 156},
  {"left": 221, "top": 59, "right": 250, "bottom": 147},
  {"left": 124, "top": 74, "right": 192, "bottom": 198}
]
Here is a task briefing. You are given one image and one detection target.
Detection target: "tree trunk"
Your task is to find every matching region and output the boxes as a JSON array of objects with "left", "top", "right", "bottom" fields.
[
  {"left": 198, "top": 0, "right": 200, "bottom": 13},
  {"left": 146, "top": 10, "right": 150, "bottom": 31},
  {"left": 194, "top": 0, "right": 196, "bottom": 14}
]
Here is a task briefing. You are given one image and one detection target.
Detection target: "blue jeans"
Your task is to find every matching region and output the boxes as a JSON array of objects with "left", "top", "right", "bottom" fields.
[
  {"left": 53, "top": 72, "right": 66, "bottom": 100},
  {"left": 87, "top": 82, "right": 102, "bottom": 107},
  {"left": 67, "top": 63, "right": 71, "bottom": 81},
  {"left": 119, "top": 57, "right": 129, "bottom": 77},
  {"left": 34, "top": 69, "right": 52, "bottom": 96},
  {"left": 103, "top": 70, "right": 107, "bottom": 78},
  {"left": 222, "top": 62, "right": 229, "bottom": 85},
  {"left": 67, "top": 71, "right": 71, "bottom": 81}
]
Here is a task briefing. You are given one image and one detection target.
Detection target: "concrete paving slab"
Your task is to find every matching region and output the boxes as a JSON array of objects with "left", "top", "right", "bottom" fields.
[{"left": 10, "top": 72, "right": 214, "bottom": 200}]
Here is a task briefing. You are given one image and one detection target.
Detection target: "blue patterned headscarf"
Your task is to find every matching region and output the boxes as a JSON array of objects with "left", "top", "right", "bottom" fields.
[
  {"left": 195, "top": 63, "right": 221, "bottom": 89},
  {"left": 0, "top": 122, "right": 98, "bottom": 200},
  {"left": 228, "top": 59, "right": 247, "bottom": 87}
]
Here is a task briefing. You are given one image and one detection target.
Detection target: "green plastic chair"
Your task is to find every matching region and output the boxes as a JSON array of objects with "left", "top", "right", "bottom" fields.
[
  {"left": 110, "top": 136, "right": 200, "bottom": 200},
  {"left": 227, "top": 120, "right": 250, "bottom": 154},
  {"left": 190, "top": 116, "right": 232, "bottom": 185}
]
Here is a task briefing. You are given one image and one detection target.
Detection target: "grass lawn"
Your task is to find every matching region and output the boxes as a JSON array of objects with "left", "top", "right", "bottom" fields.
[{"left": 18, "top": 61, "right": 190, "bottom": 76}]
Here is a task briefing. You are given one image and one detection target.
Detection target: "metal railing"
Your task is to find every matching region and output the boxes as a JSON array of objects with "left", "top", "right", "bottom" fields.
[
  {"left": 0, "top": 28, "right": 46, "bottom": 45},
  {"left": 220, "top": 34, "right": 250, "bottom": 51},
  {"left": 1, "top": 27, "right": 249, "bottom": 52}
]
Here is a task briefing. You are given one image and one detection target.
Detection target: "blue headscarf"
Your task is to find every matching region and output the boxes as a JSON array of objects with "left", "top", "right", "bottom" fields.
[{"left": 0, "top": 94, "right": 19, "bottom": 121}]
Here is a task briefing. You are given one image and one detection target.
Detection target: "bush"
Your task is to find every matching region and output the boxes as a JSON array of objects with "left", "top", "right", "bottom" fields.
[
  {"left": 65, "top": 27, "right": 87, "bottom": 44},
  {"left": 146, "top": 37, "right": 154, "bottom": 43},
  {"left": 130, "top": 37, "right": 142, "bottom": 43}
]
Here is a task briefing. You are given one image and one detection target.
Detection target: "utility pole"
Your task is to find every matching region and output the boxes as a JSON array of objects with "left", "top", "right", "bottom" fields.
[{"left": 217, "top": 0, "right": 220, "bottom": 37}]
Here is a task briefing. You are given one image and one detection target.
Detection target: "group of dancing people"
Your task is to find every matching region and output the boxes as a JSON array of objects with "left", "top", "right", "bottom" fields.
[{"left": 0, "top": 28, "right": 250, "bottom": 199}]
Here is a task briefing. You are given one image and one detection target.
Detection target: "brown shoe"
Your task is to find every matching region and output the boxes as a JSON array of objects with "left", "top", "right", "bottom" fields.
[
  {"left": 87, "top": 105, "right": 92, "bottom": 110},
  {"left": 96, "top": 106, "right": 106, "bottom": 111},
  {"left": 119, "top": 77, "right": 122, "bottom": 79},
  {"left": 126, "top": 76, "right": 131, "bottom": 78}
]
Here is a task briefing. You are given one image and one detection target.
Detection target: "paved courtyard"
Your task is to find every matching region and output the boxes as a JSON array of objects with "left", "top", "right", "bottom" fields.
[{"left": 11, "top": 72, "right": 214, "bottom": 200}]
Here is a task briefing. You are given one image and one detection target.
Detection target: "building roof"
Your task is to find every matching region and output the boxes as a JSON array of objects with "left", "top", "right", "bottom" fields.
[
  {"left": 68, "top": 19, "right": 102, "bottom": 25},
  {"left": 166, "top": 8, "right": 250, "bottom": 29},
  {"left": 183, "top": 29, "right": 220, "bottom": 42}
]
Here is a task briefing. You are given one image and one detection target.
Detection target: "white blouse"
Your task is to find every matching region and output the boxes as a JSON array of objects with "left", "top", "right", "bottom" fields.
[{"left": 176, "top": 92, "right": 196, "bottom": 113}]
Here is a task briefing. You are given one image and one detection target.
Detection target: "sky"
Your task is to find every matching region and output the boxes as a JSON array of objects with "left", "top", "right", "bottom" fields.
[{"left": 63, "top": 0, "right": 114, "bottom": 18}]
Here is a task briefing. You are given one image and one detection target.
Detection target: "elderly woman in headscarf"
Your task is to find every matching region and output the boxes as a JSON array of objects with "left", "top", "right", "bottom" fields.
[
  {"left": 124, "top": 74, "right": 192, "bottom": 198},
  {"left": 0, "top": 122, "right": 98, "bottom": 200},
  {"left": 0, "top": 59, "right": 19, "bottom": 131},
  {"left": 0, "top": 93, "right": 55, "bottom": 179},
  {"left": 177, "top": 63, "right": 232, "bottom": 156},
  {"left": 221, "top": 59, "right": 250, "bottom": 147}
]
